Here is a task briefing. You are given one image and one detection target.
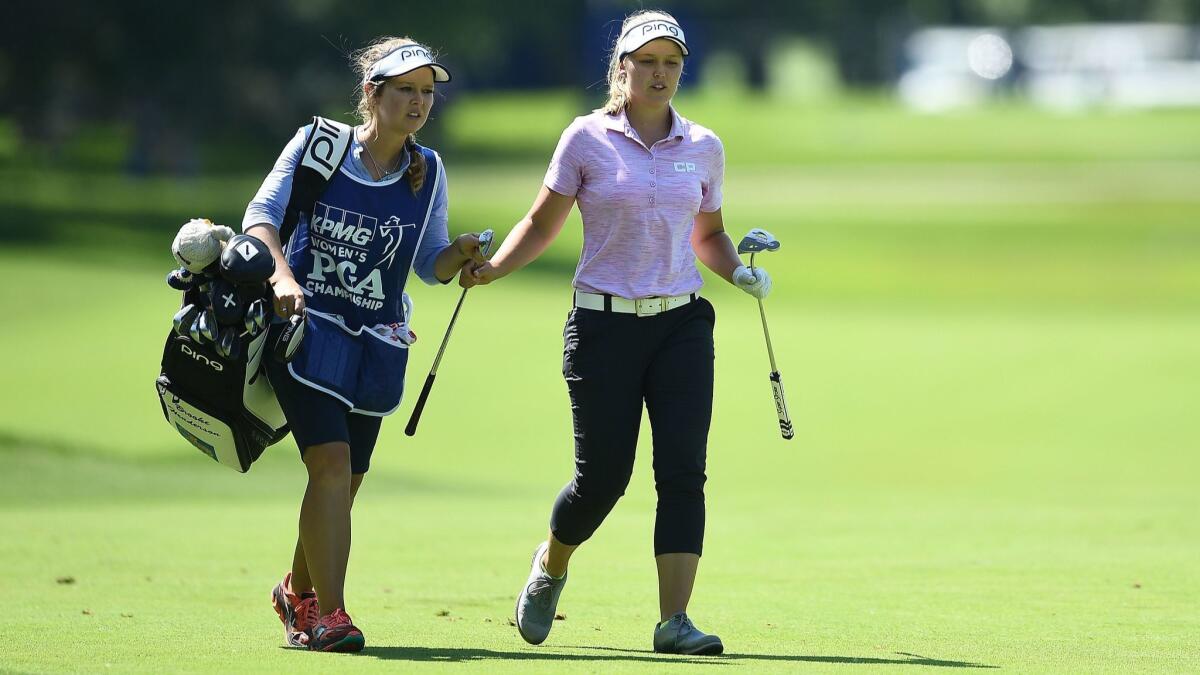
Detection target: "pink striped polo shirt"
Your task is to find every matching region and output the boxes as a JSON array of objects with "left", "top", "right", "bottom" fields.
[{"left": 544, "top": 106, "right": 725, "bottom": 299}]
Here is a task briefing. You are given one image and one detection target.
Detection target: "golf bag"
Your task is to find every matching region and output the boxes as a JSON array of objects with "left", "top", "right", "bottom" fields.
[
  {"left": 156, "top": 298, "right": 288, "bottom": 472},
  {"left": 155, "top": 115, "right": 353, "bottom": 471}
]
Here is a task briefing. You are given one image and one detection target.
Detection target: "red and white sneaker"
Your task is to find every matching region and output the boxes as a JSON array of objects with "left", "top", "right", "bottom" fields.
[
  {"left": 307, "top": 608, "right": 365, "bottom": 653},
  {"left": 270, "top": 572, "right": 319, "bottom": 648}
]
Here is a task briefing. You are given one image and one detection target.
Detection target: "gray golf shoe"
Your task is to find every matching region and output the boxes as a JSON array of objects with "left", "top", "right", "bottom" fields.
[
  {"left": 653, "top": 612, "right": 724, "bottom": 655},
  {"left": 515, "top": 541, "right": 567, "bottom": 645}
]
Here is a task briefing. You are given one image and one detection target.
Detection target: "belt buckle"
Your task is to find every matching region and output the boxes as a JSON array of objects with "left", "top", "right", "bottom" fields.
[{"left": 635, "top": 297, "right": 664, "bottom": 317}]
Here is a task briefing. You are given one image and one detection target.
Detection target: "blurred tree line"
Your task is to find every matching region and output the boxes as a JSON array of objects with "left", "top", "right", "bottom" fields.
[{"left": 2, "top": 0, "right": 1196, "bottom": 173}]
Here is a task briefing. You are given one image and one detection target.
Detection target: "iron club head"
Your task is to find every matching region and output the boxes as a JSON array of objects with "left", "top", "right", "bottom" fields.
[
  {"left": 737, "top": 228, "right": 781, "bottom": 255},
  {"left": 478, "top": 229, "right": 495, "bottom": 256}
]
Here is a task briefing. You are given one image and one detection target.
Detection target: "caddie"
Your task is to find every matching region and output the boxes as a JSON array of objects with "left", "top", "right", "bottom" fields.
[{"left": 242, "top": 36, "right": 486, "bottom": 653}]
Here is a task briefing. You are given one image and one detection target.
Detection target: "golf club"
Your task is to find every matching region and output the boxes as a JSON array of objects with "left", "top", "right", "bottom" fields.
[
  {"left": 737, "top": 228, "right": 794, "bottom": 440},
  {"left": 405, "top": 229, "right": 494, "bottom": 436},
  {"left": 173, "top": 304, "right": 200, "bottom": 337}
]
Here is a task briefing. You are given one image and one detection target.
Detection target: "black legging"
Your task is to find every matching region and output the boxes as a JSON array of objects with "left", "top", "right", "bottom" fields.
[{"left": 549, "top": 296, "right": 715, "bottom": 556}]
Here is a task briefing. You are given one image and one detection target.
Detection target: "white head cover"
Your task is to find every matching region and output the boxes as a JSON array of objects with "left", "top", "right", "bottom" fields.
[
  {"left": 617, "top": 17, "right": 689, "bottom": 60},
  {"left": 365, "top": 44, "right": 451, "bottom": 84}
]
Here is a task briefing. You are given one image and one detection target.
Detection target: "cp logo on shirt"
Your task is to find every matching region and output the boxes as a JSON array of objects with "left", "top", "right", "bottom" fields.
[{"left": 673, "top": 162, "right": 696, "bottom": 173}]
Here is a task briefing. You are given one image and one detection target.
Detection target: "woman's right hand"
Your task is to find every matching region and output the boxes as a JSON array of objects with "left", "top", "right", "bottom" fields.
[
  {"left": 270, "top": 274, "right": 306, "bottom": 318},
  {"left": 459, "top": 260, "right": 503, "bottom": 289}
]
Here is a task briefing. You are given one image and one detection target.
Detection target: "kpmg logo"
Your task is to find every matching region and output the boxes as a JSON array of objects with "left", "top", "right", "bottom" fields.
[
  {"left": 673, "top": 162, "right": 696, "bottom": 173},
  {"left": 311, "top": 208, "right": 374, "bottom": 246}
]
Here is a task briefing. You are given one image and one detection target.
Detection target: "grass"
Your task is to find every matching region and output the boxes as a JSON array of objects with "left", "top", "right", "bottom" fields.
[{"left": 1, "top": 96, "right": 1199, "bottom": 673}]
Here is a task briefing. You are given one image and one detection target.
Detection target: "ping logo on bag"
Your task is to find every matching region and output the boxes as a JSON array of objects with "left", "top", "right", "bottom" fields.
[
  {"left": 181, "top": 343, "right": 224, "bottom": 371},
  {"left": 301, "top": 117, "right": 349, "bottom": 175}
]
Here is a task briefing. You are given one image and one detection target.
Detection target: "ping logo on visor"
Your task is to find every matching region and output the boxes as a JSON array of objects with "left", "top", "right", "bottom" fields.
[
  {"left": 366, "top": 45, "right": 452, "bottom": 83},
  {"left": 618, "top": 19, "right": 689, "bottom": 59}
]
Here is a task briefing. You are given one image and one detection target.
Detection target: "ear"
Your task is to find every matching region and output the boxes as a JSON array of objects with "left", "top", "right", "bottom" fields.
[{"left": 363, "top": 81, "right": 378, "bottom": 96}]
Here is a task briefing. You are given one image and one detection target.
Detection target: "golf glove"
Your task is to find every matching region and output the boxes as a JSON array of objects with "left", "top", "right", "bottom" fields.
[{"left": 733, "top": 265, "right": 772, "bottom": 299}]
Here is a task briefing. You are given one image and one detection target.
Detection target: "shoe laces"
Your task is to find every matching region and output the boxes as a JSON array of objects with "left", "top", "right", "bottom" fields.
[
  {"left": 669, "top": 612, "right": 695, "bottom": 634},
  {"left": 527, "top": 576, "right": 559, "bottom": 608},
  {"left": 321, "top": 608, "right": 353, "bottom": 628},
  {"left": 296, "top": 596, "right": 320, "bottom": 630}
]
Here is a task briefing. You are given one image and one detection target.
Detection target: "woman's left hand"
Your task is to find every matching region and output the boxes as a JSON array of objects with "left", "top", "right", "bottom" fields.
[
  {"left": 733, "top": 265, "right": 772, "bottom": 299},
  {"left": 453, "top": 233, "right": 489, "bottom": 265}
]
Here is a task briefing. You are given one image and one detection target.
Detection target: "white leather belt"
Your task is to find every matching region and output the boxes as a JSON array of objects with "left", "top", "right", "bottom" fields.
[{"left": 574, "top": 290, "right": 697, "bottom": 317}]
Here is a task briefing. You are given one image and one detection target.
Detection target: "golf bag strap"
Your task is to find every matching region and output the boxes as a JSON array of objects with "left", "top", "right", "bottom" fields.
[{"left": 280, "top": 116, "right": 354, "bottom": 245}]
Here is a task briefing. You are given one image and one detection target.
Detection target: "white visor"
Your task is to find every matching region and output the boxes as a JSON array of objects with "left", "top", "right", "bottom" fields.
[
  {"left": 365, "top": 45, "right": 451, "bottom": 84},
  {"left": 617, "top": 19, "right": 689, "bottom": 60}
]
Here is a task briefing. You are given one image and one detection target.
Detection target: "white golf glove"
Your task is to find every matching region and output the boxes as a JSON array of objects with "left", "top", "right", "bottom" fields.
[{"left": 732, "top": 265, "right": 772, "bottom": 299}]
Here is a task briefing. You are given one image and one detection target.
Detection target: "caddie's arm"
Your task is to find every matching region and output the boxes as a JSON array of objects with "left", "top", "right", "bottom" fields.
[
  {"left": 246, "top": 223, "right": 305, "bottom": 318},
  {"left": 690, "top": 208, "right": 742, "bottom": 283},
  {"left": 462, "top": 186, "right": 574, "bottom": 288}
]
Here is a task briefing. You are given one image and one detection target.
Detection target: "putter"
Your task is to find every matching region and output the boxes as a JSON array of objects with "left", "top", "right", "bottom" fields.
[
  {"left": 405, "top": 229, "right": 494, "bottom": 436},
  {"left": 737, "top": 228, "right": 794, "bottom": 440}
]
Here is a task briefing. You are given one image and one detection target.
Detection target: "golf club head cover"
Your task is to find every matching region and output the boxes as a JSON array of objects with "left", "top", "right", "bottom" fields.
[
  {"left": 172, "top": 218, "right": 235, "bottom": 273},
  {"left": 271, "top": 312, "right": 306, "bottom": 363},
  {"left": 209, "top": 278, "right": 247, "bottom": 326},
  {"left": 166, "top": 268, "right": 200, "bottom": 291},
  {"left": 219, "top": 234, "right": 274, "bottom": 286}
]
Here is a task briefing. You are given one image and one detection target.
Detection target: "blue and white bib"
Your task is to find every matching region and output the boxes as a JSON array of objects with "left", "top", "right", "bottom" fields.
[{"left": 285, "top": 146, "right": 441, "bottom": 416}]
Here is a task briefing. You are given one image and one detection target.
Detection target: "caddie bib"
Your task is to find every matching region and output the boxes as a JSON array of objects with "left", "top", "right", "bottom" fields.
[{"left": 284, "top": 146, "right": 440, "bottom": 415}]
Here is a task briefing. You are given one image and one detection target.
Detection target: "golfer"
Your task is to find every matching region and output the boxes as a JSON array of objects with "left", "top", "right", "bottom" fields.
[
  {"left": 463, "top": 10, "right": 771, "bottom": 655},
  {"left": 243, "top": 37, "right": 485, "bottom": 652}
]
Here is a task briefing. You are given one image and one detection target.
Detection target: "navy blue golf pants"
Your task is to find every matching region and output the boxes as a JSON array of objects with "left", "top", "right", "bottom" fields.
[{"left": 550, "top": 296, "right": 715, "bottom": 556}]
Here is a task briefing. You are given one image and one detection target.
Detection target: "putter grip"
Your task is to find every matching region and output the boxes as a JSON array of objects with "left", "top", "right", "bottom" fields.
[
  {"left": 770, "top": 371, "right": 794, "bottom": 440},
  {"left": 404, "top": 372, "right": 437, "bottom": 436}
]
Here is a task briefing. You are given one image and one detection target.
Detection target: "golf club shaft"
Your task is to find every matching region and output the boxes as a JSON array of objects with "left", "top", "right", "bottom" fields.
[
  {"left": 750, "top": 254, "right": 779, "bottom": 372},
  {"left": 751, "top": 252, "right": 792, "bottom": 439},
  {"left": 404, "top": 287, "right": 468, "bottom": 437},
  {"left": 430, "top": 288, "right": 468, "bottom": 376},
  {"left": 757, "top": 299, "right": 778, "bottom": 373}
]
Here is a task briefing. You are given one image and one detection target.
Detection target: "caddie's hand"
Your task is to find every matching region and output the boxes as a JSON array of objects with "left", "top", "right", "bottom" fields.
[
  {"left": 732, "top": 264, "right": 772, "bottom": 300},
  {"left": 270, "top": 275, "right": 306, "bottom": 318},
  {"left": 453, "top": 233, "right": 488, "bottom": 265},
  {"left": 462, "top": 260, "right": 503, "bottom": 288},
  {"left": 457, "top": 260, "right": 481, "bottom": 289}
]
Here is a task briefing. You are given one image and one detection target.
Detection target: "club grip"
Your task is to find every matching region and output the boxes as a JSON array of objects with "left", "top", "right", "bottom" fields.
[
  {"left": 770, "top": 371, "right": 794, "bottom": 440},
  {"left": 404, "top": 372, "right": 437, "bottom": 436}
]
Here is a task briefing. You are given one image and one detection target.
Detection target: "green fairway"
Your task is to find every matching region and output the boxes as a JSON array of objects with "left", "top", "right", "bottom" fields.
[{"left": 2, "top": 97, "right": 1198, "bottom": 673}]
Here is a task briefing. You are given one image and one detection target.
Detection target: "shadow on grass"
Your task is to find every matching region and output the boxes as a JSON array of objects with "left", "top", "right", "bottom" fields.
[
  {"left": 564, "top": 646, "right": 997, "bottom": 668},
  {"left": 358, "top": 645, "right": 731, "bottom": 665},
  {"left": 355, "top": 645, "right": 996, "bottom": 668}
]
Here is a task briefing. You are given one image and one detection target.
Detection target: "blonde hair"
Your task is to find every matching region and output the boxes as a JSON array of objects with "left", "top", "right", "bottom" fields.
[
  {"left": 599, "top": 9, "right": 683, "bottom": 115},
  {"left": 351, "top": 36, "right": 429, "bottom": 193}
]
